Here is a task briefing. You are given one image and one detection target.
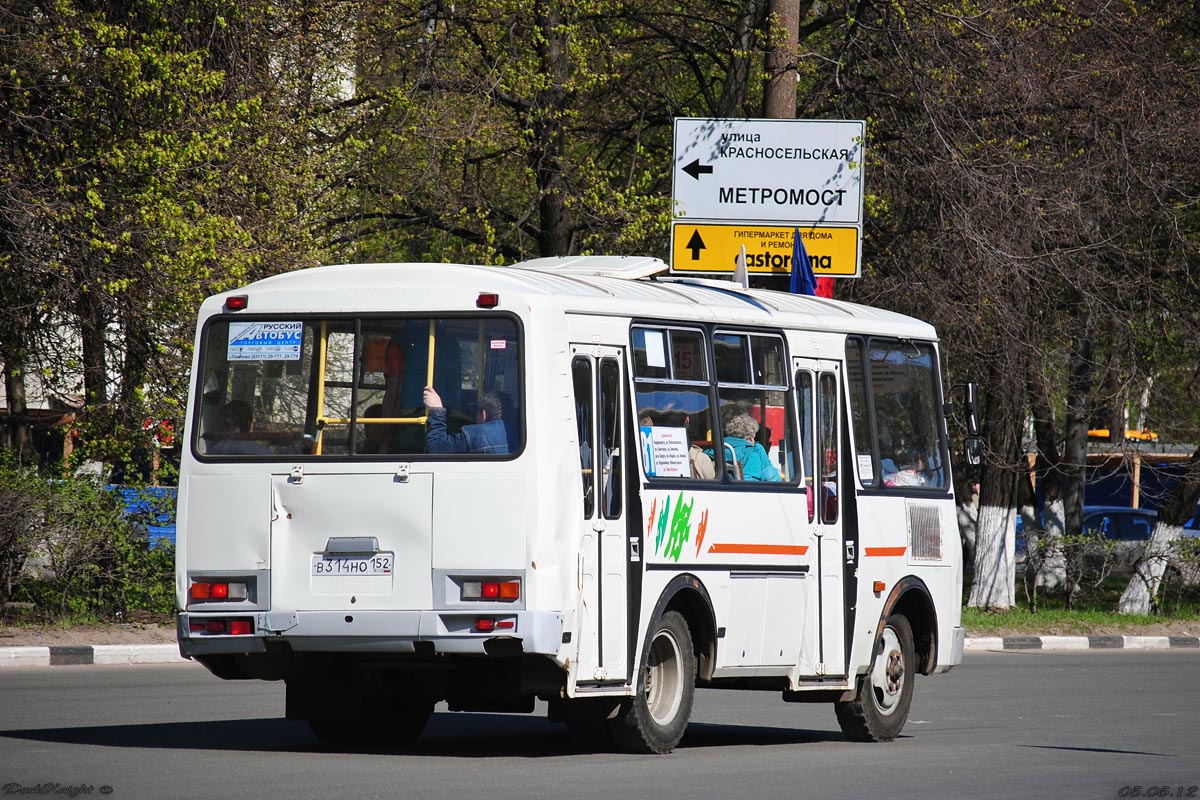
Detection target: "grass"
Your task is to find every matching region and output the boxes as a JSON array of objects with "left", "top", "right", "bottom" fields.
[
  {"left": 961, "top": 573, "right": 1200, "bottom": 636},
  {"left": 961, "top": 606, "right": 1200, "bottom": 636}
]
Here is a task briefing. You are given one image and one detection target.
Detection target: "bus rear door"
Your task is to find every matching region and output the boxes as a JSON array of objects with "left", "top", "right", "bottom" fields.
[{"left": 570, "top": 346, "right": 631, "bottom": 685}]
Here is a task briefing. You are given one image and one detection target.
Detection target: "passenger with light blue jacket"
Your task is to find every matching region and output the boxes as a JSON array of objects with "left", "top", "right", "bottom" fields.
[
  {"left": 423, "top": 387, "right": 509, "bottom": 455},
  {"left": 708, "top": 412, "right": 781, "bottom": 482}
]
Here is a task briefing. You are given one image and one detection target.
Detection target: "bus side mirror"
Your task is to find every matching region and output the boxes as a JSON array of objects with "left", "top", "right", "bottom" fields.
[
  {"left": 963, "top": 382, "right": 982, "bottom": 480},
  {"left": 964, "top": 436, "right": 982, "bottom": 469}
]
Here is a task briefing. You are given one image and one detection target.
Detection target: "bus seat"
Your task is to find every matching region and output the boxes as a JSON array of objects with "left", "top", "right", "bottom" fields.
[{"left": 723, "top": 442, "right": 744, "bottom": 481}]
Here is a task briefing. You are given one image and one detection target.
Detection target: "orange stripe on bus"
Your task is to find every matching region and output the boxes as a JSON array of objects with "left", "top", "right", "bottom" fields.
[
  {"left": 707, "top": 543, "right": 809, "bottom": 556},
  {"left": 864, "top": 547, "right": 907, "bottom": 557}
]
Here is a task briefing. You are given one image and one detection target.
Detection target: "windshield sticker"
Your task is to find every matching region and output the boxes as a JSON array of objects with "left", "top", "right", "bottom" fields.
[
  {"left": 640, "top": 425, "right": 690, "bottom": 478},
  {"left": 857, "top": 454, "right": 874, "bottom": 482},
  {"left": 644, "top": 329, "right": 667, "bottom": 368},
  {"left": 227, "top": 321, "right": 303, "bottom": 361}
]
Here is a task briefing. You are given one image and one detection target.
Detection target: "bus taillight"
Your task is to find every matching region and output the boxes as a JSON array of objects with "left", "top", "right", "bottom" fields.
[
  {"left": 189, "top": 618, "right": 254, "bottom": 635},
  {"left": 463, "top": 579, "right": 520, "bottom": 601},
  {"left": 189, "top": 581, "right": 249, "bottom": 604},
  {"left": 474, "top": 618, "right": 515, "bottom": 633}
]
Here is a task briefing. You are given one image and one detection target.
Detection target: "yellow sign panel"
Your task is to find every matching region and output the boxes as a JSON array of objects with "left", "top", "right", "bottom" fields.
[{"left": 669, "top": 222, "right": 860, "bottom": 278}]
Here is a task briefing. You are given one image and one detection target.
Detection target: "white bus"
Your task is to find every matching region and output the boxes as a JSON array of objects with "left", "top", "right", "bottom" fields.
[{"left": 177, "top": 256, "right": 964, "bottom": 753}]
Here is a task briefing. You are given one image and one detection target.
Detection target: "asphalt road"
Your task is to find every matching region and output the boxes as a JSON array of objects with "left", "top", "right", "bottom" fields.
[{"left": 1, "top": 650, "right": 1198, "bottom": 800}]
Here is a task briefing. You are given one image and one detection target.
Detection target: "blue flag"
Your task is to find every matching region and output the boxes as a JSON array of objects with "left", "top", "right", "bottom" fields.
[{"left": 789, "top": 227, "right": 817, "bottom": 296}]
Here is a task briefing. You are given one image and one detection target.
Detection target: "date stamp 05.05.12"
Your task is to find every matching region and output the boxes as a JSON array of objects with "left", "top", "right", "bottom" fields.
[{"left": 1118, "top": 788, "right": 1199, "bottom": 798}]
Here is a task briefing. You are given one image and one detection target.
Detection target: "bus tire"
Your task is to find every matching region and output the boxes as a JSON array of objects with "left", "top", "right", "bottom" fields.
[
  {"left": 610, "top": 610, "right": 695, "bottom": 754},
  {"left": 835, "top": 613, "right": 915, "bottom": 742},
  {"left": 308, "top": 701, "right": 432, "bottom": 751}
]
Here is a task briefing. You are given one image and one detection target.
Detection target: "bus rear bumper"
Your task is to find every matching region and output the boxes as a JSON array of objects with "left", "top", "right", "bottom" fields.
[{"left": 177, "top": 609, "right": 565, "bottom": 659}]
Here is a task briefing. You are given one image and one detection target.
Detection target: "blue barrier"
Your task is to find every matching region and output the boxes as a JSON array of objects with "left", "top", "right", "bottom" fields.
[{"left": 109, "top": 486, "right": 177, "bottom": 549}]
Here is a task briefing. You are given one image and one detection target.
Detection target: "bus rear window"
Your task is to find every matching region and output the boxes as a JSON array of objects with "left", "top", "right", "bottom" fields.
[{"left": 194, "top": 316, "right": 522, "bottom": 459}]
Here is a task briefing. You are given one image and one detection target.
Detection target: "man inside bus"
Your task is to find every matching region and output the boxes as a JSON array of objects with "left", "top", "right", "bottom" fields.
[
  {"left": 423, "top": 386, "right": 508, "bottom": 455},
  {"left": 208, "top": 399, "right": 271, "bottom": 456},
  {"left": 358, "top": 403, "right": 389, "bottom": 454}
]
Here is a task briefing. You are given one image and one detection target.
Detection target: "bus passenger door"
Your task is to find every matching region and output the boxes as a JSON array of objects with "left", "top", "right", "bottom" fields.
[
  {"left": 794, "top": 358, "right": 846, "bottom": 677},
  {"left": 570, "top": 346, "right": 629, "bottom": 684}
]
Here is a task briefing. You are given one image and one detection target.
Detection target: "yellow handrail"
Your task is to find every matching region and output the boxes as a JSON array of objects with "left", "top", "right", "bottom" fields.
[
  {"left": 426, "top": 319, "right": 436, "bottom": 387},
  {"left": 328, "top": 416, "right": 428, "bottom": 425},
  {"left": 312, "top": 321, "right": 439, "bottom": 455},
  {"left": 313, "top": 321, "right": 329, "bottom": 455}
]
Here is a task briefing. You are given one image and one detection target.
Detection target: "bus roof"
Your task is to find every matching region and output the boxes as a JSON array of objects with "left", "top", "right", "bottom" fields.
[{"left": 203, "top": 257, "right": 937, "bottom": 340}]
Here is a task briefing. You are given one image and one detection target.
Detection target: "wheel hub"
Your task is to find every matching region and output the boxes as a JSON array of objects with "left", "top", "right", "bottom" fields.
[
  {"left": 885, "top": 647, "right": 904, "bottom": 694},
  {"left": 871, "top": 626, "right": 906, "bottom": 715}
]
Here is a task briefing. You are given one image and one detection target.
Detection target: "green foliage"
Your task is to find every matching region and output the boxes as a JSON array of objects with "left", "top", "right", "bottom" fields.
[
  {"left": 0, "top": 455, "right": 175, "bottom": 621},
  {"left": 2, "top": 0, "right": 320, "bottom": 468},
  {"left": 1016, "top": 527, "right": 1200, "bottom": 616}
]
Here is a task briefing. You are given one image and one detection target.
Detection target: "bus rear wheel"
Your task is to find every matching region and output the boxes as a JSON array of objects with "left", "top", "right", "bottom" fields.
[
  {"left": 835, "top": 613, "right": 915, "bottom": 742},
  {"left": 610, "top": 610, "right": 695, "bottom": 754}
]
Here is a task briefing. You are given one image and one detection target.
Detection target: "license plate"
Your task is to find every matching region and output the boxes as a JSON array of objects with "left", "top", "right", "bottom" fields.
[{"left": 311, "top": 553, "right": 393, "bottom": 576}]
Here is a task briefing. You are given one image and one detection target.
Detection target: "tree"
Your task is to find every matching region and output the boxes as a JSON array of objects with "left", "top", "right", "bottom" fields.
[
  {"left": 314, "top": 0, "right": 863, "bottom": 264},
  {"left": 0, "top": 1, "right": 320, "bottom": 470},
  {"left": 829, "top": 1, "right": 1200, "bottom": 610},
  {"left": 1118, "top": 450, "right": 1200, "bottom": 614}
]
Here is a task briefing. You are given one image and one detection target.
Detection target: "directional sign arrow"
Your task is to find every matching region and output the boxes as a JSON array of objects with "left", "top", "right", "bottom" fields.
[
  {"left": 686, "top": 229, "right": 706, "bottom": 260},
  {"left": 682, "top": 158, "right": 714, "bottom": 181}
]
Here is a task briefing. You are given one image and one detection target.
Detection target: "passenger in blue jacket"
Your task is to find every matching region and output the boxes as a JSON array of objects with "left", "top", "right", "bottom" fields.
[
  {"left": 710, "top": 412, "right": 780, "bottom": 482},
  {"left": 423, "top": 387, "right": 508, "bottom": 455}
]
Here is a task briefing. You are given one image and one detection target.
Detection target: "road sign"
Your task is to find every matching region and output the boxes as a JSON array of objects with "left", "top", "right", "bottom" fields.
[
  {"left": 672, "top": 118, "right": 865, "bottom": 225},
  {"left": 670, "top": 222, "right": 860, "bottom": 277}
]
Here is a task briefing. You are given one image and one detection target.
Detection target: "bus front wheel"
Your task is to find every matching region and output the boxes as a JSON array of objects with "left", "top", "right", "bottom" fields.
[
  {"left": 610, "top": 610, "right": 695, "bottom": 754},
  {"left": 834, "top": 613, "right": 915, "bottom": 742}
]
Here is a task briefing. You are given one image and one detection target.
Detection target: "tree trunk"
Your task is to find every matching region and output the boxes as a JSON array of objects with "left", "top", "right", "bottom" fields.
[
  {"left": 2, "top": 355, "right": 31, "bottom": 460},
  {"left": 1027, "top": 369, "right": 1068, "bottom": 592},
  {"left": 716, "top": 0, "right": 768, "bottom": 117},
  {"left": 532, "top": 2, "right": 572, "bottom": 257},
  {"left": 968, "top": 364, "right": 1025, "bottom": 610},
  {"left": 956, "top": 484, "right": 978, "bottom": 566},
  {"left": 1118, "top": 447, "right": 1200, "bottom": 614},
  {"left": 761, "top": 0, "right": 799, "bottom": 118},
  {"left": 1062, "top": 321, "right": 1094, "bottom": 545},
  {"left": 78, "top": 288, "right": 108, "bottom": 407}
]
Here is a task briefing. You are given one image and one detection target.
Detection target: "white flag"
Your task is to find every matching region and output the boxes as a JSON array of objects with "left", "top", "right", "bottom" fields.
[{"left": 734, "top": 245, "right": 749, "bottom": 289}]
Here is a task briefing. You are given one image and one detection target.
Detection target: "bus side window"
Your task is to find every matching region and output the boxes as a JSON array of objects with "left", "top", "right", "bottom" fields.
[
  {"left": 599, "top": 358, "right": 622, "bottom": 519},
  {"left": 572, "top": 357, "right": 595, "bottom": 518},
  {"left": 818, "top": 372, "right": 839, "bottom": 523},
  {"left": 796, "top": 371, "right": 815, "bottom": 521},
  {"left": 713, "top": 332, "right": 795, "bottom": 483},
  {"left": 845, "top": 338, "right": 874, "bottom": 486},
  {"left": 631, "top": 325, "right": 713, "bottom": 482}
]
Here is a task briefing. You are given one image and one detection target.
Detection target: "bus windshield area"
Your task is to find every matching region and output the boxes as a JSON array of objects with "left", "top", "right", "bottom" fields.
[
  {"left": 194, "top": 316, "right": 522, "bottom": 458},
  {"left": 846, "top": 337, "right": 946, "bottom": 490}
]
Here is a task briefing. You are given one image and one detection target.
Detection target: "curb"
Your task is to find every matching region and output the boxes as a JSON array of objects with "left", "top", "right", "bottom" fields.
[
  {"left": 2, "top": 636, "right": 1198, "bottom": 667},
  {"left": 0, "top": 644, "right": 187, "bottom": 668},
  {"left": 965, "top": 635, "right": 1200, "bottom": 652}
]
